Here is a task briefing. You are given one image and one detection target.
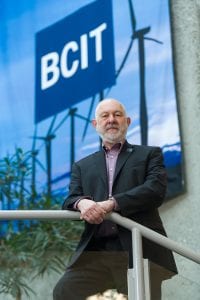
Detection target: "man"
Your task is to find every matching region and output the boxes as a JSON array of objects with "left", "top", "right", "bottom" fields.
[{"left": 53, "top": 98, "right": 177, "bottom": 300}]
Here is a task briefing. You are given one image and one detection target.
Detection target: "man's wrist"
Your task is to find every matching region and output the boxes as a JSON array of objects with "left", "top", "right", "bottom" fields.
[
  {"left": 108, "top": 196, "right": 119, "bottom": 211},
  {"left": 107, "top": 198, "right": 115, "bottom": 211}
]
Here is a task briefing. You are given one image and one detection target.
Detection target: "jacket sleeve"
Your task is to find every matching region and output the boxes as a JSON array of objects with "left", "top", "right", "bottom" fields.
[
  {"left": 113, "top": 147, "right": 167, "bottom": 217},
  {"left": 62, "top": 162, "right": 93, "bottom": 210}
]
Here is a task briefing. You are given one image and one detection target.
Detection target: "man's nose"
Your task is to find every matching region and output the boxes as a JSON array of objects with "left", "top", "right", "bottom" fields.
[{"left": 108, "top": 114, "right": 115, "bottom": 122}]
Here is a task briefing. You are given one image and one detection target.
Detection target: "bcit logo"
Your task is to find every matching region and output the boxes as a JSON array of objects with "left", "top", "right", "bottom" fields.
[
  {"left": 41, "top": 23, "right": 107, "bottom": 90},
  {"left": 35, "top": 0, "right": 115, "bottom": 123}
]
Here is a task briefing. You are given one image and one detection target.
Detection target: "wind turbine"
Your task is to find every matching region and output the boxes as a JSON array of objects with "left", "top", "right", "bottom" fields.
[
  {"left": 106, "top": 0, "right": 162, "bottom": 145},
  {"left": 52, "top": 107, "right": 91, "bottom": 170},
  {"left": 30, "top": 116, "right": 57, "bottom": 200},
  {"left": 29, "top": 126, "right": 46, "bottom": 202},
  {"left": 128, "top": 0, "right": 163, "bottom": 145}
]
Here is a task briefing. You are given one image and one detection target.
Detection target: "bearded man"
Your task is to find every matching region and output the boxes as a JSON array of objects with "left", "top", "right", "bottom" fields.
[{"left": 53, "top": 98, "right": 177, "bottom": 300}]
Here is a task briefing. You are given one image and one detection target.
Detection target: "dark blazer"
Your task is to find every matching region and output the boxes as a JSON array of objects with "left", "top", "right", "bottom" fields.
[{"left": 62, "top": 141, "right": 177, "bottom": 273}]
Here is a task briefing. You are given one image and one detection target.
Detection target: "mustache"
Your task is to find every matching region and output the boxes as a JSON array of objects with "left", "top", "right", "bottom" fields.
[{"left": 105, "top": 124, "right": 119, "bottom": 130}]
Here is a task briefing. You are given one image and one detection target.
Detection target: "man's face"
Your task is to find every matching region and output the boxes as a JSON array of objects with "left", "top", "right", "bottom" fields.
[{"left": 92, "top": 100, "right": 131, "bottom": 145}]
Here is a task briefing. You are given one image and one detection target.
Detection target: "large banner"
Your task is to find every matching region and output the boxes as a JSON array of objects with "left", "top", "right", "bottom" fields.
[{"left": 0, "top": 0, "right": 184, "bottom": 213}]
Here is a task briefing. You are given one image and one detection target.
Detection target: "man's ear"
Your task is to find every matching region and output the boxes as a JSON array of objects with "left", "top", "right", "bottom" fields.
[
  {"left": 91, "top": 119, "right": 97, "bottom": 128},
  {"left": 127, "top": 117, "right": 131, "bottom": 126}
]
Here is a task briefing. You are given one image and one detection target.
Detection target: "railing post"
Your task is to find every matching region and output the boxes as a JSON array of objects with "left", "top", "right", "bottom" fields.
[{"left": 132, "top": 227, "right": 145, "bottom": 300}]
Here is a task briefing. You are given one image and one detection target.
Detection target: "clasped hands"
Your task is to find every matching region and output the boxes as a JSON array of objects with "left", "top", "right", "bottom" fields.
[{"left": 77, "top": 198, "right": 115, "bottom": 224}]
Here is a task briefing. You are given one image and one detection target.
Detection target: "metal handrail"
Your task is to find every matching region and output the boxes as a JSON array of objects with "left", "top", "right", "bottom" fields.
[
  {"left": 108, "top": 213, "right": 200, "bottom": 264},
  {"left": 0, "top": 210, "right": 199, "bottom": 264},
  {"left": 1, "top": 210, "right": 200, "bottom": 299}
]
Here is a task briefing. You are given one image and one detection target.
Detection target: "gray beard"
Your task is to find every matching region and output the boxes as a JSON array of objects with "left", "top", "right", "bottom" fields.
[
  {"left": 96, "top": 123, "right": 128, "bottom": 145},
  {"left": 97, "top": 130, "right": 126, "bottom": 144}
]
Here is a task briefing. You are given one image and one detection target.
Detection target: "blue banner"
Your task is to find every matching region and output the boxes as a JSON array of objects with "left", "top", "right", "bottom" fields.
[
  {"left": 35, "top": 0, "right": 115, "bottom": 123},
  {"left": 0, "top": 0, "right": 184, "bottom": 207}
]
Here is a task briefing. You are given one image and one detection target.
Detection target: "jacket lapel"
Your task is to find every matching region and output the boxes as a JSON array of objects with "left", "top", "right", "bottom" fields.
[
  {"left": 113, "top": 142, "right": 135, "bottom": 182},
  {"left": 92, "top": 150, "right": 108, "bottom": 190}
]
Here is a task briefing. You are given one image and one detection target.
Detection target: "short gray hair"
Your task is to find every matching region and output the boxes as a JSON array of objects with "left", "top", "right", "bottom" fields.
[{"left": 95, "top": 98, "right": 127, "bottom": 119}]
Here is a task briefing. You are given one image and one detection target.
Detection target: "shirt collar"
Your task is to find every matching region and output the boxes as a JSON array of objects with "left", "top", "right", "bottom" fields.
[{"left": 103, "top": 141, "right": 124, "bottom": 153}]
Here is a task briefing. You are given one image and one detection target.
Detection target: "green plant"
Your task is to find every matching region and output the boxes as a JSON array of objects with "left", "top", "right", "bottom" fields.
[
  {"left": 0, "top": 148, "right": 84, "bottom": 299},
  {"left": 0, "top": 217, "right": 84, "bottom": 299}
]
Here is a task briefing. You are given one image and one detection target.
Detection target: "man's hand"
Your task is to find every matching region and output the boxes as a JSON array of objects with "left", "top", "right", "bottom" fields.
[
  {"left": 77, "top": 199, "right": 107, "bottom": 224},
  {"left": 98, "top": 199, "right": 115, "bottom": 213}
]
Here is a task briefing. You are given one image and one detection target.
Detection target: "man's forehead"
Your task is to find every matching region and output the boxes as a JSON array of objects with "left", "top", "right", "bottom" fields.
[{"left": 97, "top": 102, "right": 124, "bottom": 114}]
